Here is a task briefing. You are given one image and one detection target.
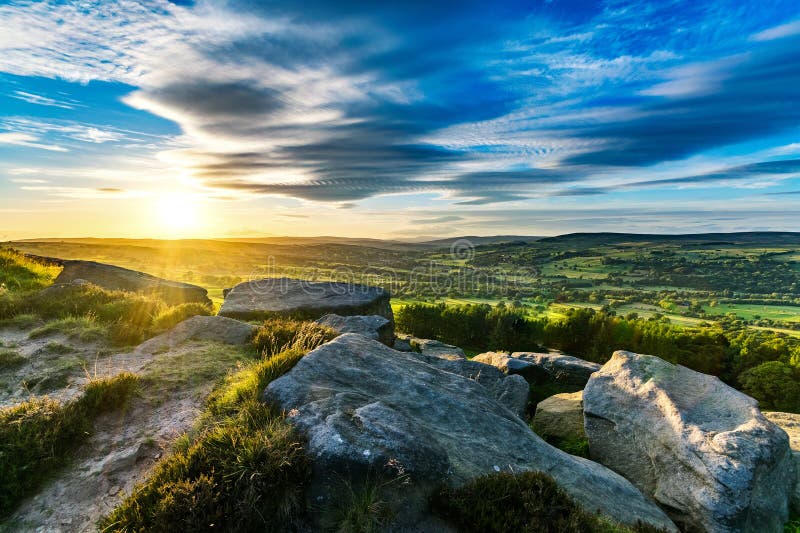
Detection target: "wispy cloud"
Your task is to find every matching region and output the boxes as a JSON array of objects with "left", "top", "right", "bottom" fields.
[
  {"left": 0, "top": 132, "right": 67, "bottom": 151},
  {"left": 9, "top": 90, "right": 80, "bottom": 109}
]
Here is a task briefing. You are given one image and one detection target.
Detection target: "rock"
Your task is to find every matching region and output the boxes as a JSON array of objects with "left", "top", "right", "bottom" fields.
[
  {"left": 265, "top": 334, "right": 677, "bottom": 532},
  {"left": 413, "top": 338, "right": 465, "bottom": 359},
  {"left": 406, "top": 350, "right": 529, "bottom": 417},
  {"left": 54, "top": 260, "right": 210, "bottom": 306},
  {"left": 764, "top": 412, "right": 800, "bottom": 513},
  {"left": 473, "top": 351, "right": 600, "bottom": 389},
  {"left": 219, "top": 278, "right": 393, "bottom": 324},
  {"left": 583, "top": 350, "right": 796, "bottom": 533},
  {"left": 136, "top": 316, "right": 257, "bottom": 355},
  {"left": 533, "top": 391, "right": 585, "bottom": 442},
  {"left": 315, "top": 314, "right": 394, "bottom": 346},
  {"left": 392, "top": 335, "right": 413, "bottom": 352}
]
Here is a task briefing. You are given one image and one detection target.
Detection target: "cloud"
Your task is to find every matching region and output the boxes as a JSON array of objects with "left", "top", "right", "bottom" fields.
[
  {"left": 10, "top": 90, "right": 79, "bottom": 109},
  {"left": 1, "top": 0, "right": 800, "bottom": 208},
  {"left": 410, "top": 215, "right": 463, "bottom": 224},
  {"left": 0, "top": 132, "right": 67, "bottom": 151},
  {"left": 751, "top": 20, "right": 800, "bottom": 41}
]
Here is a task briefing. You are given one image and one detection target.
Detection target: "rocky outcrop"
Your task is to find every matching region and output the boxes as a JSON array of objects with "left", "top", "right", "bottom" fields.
[
  {"left": 533, "top": 391, "right": 585, "bottom": 442},
  {"left": 764, "top": 411, "right": 800, "bottom": 513},
  {"left": 583, "top": 350, "right": 796, "bottom": 533},
  {"left": 136, "top": 316, "right": 257, "bottom": 355},
  {"left": 219, "top": 278, "right": 393, "bottom": 323},
  {"left": 265, "top": 334, "right": 677, "bottom": 532},
  {"left": 315, "top": 314, "right": 394, "bottom": 346},
  {"left": 392, "top": 334, "right": 414, "bottom": 352},
  {"left": 54, "top": 260, "right": 211, "bottom": 306},
  {"left": 406, "top": 350, "right": 529, "bottom": 417},
  {"left": 473, "top": 351, "right": 600, "bottom": 389}
]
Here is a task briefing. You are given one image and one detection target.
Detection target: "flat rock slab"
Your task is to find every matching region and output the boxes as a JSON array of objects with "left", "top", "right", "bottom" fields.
[
  {"left": 55, "top": 260, "right": 210, "bottom": 306},
  {"left": 265, "top": 334, "right": 676, "bottom": 532},
  {"left": 136, "top": 316, "right": 257, "bottom": 355},
  {"left": 584, "top": 350, "right": 796, "bottom": 533},
  {"left": 533, "top": 391, "right": 586, "bottom": 442},
  {"left": 764, "top": 411, "right": 800, "bottom": 513},
  {"left": 219, "top": 278, "right": 393, "bottom": 323},
  {"left": 315, "top": 314, "right": 394, "bottom": 346},
  {"left": 473, "top": 351, "right": 600, "bottom": 388},
  {"left": 413, "top": 338, "right": 465, "bottom": 359}
]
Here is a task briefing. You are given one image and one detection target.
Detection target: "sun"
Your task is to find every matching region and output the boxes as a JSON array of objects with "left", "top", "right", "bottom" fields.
[{"left": 154, "top": 193, "right": 199, "bottom": 234}]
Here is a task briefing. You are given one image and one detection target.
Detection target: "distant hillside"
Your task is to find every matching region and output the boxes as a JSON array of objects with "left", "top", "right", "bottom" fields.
[
  {"left": 416, "top": 235, "right": 544, "bottom": 246},
  {"left": 538, "top": 232, "right": 800, "bottom": 248}
]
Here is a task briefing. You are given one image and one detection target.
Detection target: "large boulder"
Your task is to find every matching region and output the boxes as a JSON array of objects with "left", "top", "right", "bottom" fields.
[
  {"left": 533, "top": 391, "right": 586, "bottom": 442},
  {"left": 265, "top": 334, "right": 677, "bottom": 532},
  {"left": 315, "top": 314, "right": 394, "bottom": 346},
  {"left": 136, "top": 316, "right": 257, "bottom": 355},
  {"left": 473, "top": 351, "right": 600, "bottom": 389},
  {"left": 54, "top": 260, "right": 210, "bottom": 306},
  {"left": 764, "top": 412, "right": 800, "bottom": 513},
  {"left": 219, "top": 278, "right": 393, "bottom": 323},
  {"left": 583, "top": 351, "right": 796, "bottom": 532}
]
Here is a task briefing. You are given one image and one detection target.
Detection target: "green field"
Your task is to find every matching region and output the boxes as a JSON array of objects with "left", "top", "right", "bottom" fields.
[{"left": 7, "top": 232, "right": 800, "bottom": 336}]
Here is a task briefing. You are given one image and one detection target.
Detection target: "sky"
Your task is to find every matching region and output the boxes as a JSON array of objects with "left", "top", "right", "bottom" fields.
[{"left": 1, "top": 0, "right": 800, "bottom": 240}]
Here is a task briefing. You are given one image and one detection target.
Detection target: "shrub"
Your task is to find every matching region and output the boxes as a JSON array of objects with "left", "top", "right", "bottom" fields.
[
  {"left": 252, "top": 318, "right": 336, "bottom": 357},
  {"left": 152, "top": 303, "right": 213, "bottom": 332},
  {"left": 102, "top": 348, "right": 314, "bottom": 532},
  {"left": 0, "top": 373, "right": 138, "bottom": 517},
  {"left": 431, "top": 471, "right": 663, "bottom": 533}
]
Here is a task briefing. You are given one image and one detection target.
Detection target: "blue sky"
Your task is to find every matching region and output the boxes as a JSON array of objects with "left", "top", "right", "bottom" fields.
[{"left": 1, "top": 0, "right": 800, "bottom": 239}]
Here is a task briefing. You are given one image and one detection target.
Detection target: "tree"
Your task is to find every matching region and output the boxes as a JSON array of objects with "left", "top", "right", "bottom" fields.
[{"left": 739, "top": 361, "right": 800, "bottom": 413}]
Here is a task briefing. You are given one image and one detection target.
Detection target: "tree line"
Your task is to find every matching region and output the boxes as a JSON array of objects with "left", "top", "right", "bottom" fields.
[{"left": 395, "top": 303, "right": 800, "bottom": 413}]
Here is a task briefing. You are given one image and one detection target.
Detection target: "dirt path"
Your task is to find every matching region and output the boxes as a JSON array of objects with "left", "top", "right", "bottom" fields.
[{"left": 1, "top": 324, "right": 253, "bottom": 533}]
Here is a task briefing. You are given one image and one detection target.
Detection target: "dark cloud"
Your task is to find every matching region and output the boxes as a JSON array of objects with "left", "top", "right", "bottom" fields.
[{"left": 128, "top": 3, "right": 800, "bottom": 204}]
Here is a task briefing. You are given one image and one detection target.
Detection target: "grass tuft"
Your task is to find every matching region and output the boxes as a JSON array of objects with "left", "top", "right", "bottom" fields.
[
  {"left": 29, "top": 315, "right": 108, "bottom": 342},
  {"left": 152, "top": 303, "right": 213, "bottom": 333},
  {"left": 0, "top": 372, "right": 138, "bottom": 517},
  {"left": 0, "top": 348, "right": 25, "bottom": 369},
  {"left": 252, "top": 318, "right": 337, "bottom": 357}
]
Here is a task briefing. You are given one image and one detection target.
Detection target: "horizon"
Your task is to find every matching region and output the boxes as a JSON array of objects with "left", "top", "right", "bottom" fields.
[{"left": 2, "top": 1, "right": 800, "bottom": 239}]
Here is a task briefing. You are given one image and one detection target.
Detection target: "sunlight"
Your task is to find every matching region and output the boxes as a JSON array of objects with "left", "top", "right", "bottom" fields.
[{"left": 153, "top": 193, "right": 199, "bottom": 234}]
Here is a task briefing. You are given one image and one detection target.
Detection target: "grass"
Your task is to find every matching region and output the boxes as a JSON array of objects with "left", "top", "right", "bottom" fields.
[
  {"left": 252, "top": 318, "right": 337, "bottom": 357},
  {"left": 0, "top": 348, "right": 25, "bottom": 369},
  {"left": 319, "top": 471, "right": 402, "bottom": 532},
  {"left": 1, "top": 283, "right": 213, "bottom": 347},
  {"left": 151, "top": 303, "right": 214, "bottom": 333},
  {"left": 44, "top": 341, "right": 76, "bottom": 355},
  {"left": 0, "top": 373, "right": 139, "bottom": 517},
  {"left": 431, "top": 471, "right": 666, "bottom": 533},
  {"left": 0, "top": 248, "right": 60, "bottom": 293},
  {"left": 101, "top": 319, "right": 329, "bottom": 532},
  {"left": 786, "top": 515, "right": 799, "bottom": 533},
  {"left": 29, "top": 315, "right": 108, "bottom": 342}
]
